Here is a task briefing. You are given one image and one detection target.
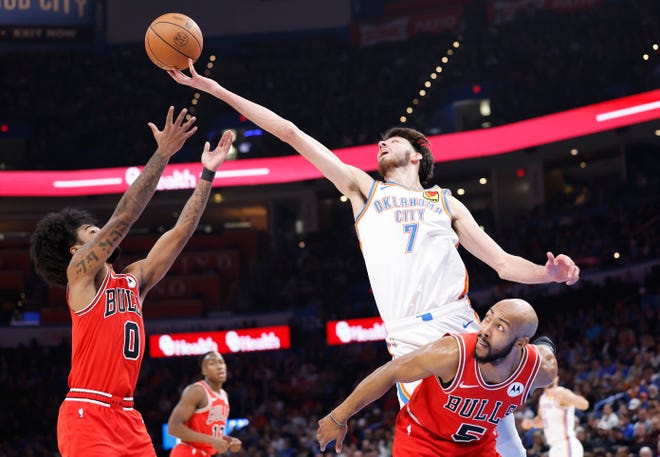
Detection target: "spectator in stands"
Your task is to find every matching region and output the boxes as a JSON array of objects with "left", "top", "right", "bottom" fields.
[{"left": 599, "top": 403, "right": 621, "bottom": 431}]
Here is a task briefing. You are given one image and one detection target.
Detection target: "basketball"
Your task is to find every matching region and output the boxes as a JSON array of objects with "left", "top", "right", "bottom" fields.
[{"left": 145, "top": 13, "right": 203, "bottom": 70}]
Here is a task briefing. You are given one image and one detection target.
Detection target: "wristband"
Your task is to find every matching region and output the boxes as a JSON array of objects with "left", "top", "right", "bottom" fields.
[
  {"left": 200, "top": 167, "right": 216, "bottom": 182},
  {"left": 329, "top": 412, "right": 346, "bottom": 428}
]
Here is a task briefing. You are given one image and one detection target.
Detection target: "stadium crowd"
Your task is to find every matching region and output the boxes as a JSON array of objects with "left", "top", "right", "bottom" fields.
[
  {"left": 1, "top": 1, "right": 659, "bottom": 456},
  {"left": 0, "top": 0, "right": 657, "bottom": 169},
  {"left": 0, "top": 273, "right": 658, "bottom": 457}
]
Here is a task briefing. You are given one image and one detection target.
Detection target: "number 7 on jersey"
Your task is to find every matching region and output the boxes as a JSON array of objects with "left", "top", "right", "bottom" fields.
[{"left": 403, "top": 223, "right": 419, "bottom": 253}]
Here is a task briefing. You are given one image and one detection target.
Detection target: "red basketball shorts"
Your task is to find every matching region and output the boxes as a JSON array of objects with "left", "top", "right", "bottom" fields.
[
  {"left": 57, "top": 400, "right": 156, "bottom": 457},
  {"left": 170, "top": 442, "right": 216, "bottom": 456},
  {"left": 393, "top": 405, "right": 501, "bottom": 457}
]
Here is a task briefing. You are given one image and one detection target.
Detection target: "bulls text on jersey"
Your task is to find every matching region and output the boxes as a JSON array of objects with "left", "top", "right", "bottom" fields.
[
  {"left": 443, "top": 395, "right": 517, "bottom": 425},
  {"left": 104, "top": 287, "right": 142, "bottom": 318}
]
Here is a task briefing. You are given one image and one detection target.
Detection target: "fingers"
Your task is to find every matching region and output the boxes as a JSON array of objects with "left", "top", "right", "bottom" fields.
[
  {"left": 147, "top": 122, "right": 158, "bottom": 136},
  {"left": 165, "top": 105, "right": 175, "bottom": 125},
  {"left": 183, "top": 125, "right": 198, "bottom": 139},
  {"left": 546, "top": 251, "right": 556, "bottom": 264},
  {"left": 203, "top": 141, "right": 211, "bottom": 153},
  {"left": 181, "top": 113, "right": 197, "bottom": 131},
  {"left": 566, "top": 265, "right": 580, "bottom": 285},
  {"left": 188, "top": 58, "right": 198, "bottom": 76},
  {"left": 218, "top": 130, "right": 234, "bottom": 149},
  {"left": 173, "top": 107, "right": 188, "bottom": 127}
]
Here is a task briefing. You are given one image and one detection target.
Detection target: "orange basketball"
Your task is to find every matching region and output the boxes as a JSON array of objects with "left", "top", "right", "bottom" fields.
[{"left": 145, "top": 13, "right": 203, "bottom": 70}]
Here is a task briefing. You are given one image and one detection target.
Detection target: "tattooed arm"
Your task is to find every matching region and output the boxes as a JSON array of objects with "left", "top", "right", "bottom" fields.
[
  {"left": 124, "top": 130, "right": 234, "bottom": 299},
  {"left": 66, "top": 107, "right": 197, "bottom": 311}
]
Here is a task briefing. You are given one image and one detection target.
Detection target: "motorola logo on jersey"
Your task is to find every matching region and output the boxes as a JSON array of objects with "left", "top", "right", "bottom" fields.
[{"left": 507, "top": 382, "right": 524, "bottom": 397}]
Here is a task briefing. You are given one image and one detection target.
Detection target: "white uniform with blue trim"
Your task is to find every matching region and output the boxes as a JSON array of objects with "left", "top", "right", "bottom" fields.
[
  {"left": 355, "top": 180, "right": 525, "bottom": 457},
  {"left": 355, "top": 181, "right": 478, "bottom": 398},
  {"left": 539, "top": 392, "right": 584, "bottom": 457}
]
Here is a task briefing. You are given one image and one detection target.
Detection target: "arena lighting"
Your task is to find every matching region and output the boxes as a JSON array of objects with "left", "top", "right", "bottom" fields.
[
  {"left": 1, "top": 90, "right": 659, "bottom": 197},
  {"left": 401, "top": 38, "right": 462, "bottom": 124},
  {"left": 326, "top": 317, "right": 386, "bottom": 345},
  {"left": 149, "top": 325, "right": 291, "bottom": 358}
]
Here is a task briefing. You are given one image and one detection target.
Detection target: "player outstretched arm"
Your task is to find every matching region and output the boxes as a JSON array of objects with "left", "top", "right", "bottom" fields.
[
  {"left": 168, "top": 59, "right": 374, "bottom": 205},
  {"left": 66, "top": 107, "right": 197, "bottom": 311},
  {"left": 554, "top": 386, "right": 590, "bottom": 410},
  {"left": 447, "top": 195, "right": 580, "bottom": 286},
  {"left": 316, "top": 336, "right": 459, "bottom": 452},
  {"left": 124, "top": 131, "right": 234, "bottom": 299}
]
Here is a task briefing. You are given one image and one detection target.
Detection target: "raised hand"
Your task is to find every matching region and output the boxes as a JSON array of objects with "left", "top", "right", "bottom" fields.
[
  {"left": 545, "top": 252, "right": 580, "bottom": 286},
  {"left": 148, "top": 106, "right": 197, "bottom": 158},
  {"left": 168, "top": 58, "right": 217, "bottom": 93},
  {"left": 201, "top": 130, "right": 234, "bottom": 172}
]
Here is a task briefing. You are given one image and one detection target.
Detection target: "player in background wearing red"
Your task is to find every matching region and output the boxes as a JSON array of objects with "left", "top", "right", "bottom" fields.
[
  {"left": 168, "top": 351, "right": 242, "bottom": 456},
  {"left": 316, "top": 299, "right": 558, "bottom": 457},
  {"left": 29, "top": 107, "right": 234, "bottom": 457},
  {"left": 170, "top": 59, "right": 579, "bottom": 457}
]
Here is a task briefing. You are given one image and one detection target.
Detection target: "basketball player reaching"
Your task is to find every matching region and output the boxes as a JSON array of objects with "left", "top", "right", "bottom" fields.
[
  {"left": 521, "top": 376, "right": 589, "bottom": 457},
  {"left": 169, "top": 59, "right": 580, "bottom": 457},
  {"left": 29, "top": 106, "right": 235, "bottom": 457},
  {"left": 317, "top": 299, "right": 558, "bottom": 456},
  {"left": 168, "top": 351, "right": 242, "bottom": 456}
]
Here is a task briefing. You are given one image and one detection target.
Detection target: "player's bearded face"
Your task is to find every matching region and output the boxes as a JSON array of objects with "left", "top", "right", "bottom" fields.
[
  {"left": 377, "top": 149, "right": 412, "bottom": 177},
  {"left": 474, "top": 333, "right": 517, "bottom": 364}
]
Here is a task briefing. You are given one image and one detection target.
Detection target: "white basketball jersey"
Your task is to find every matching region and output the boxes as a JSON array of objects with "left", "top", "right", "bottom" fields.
[
  {"left": 355, "top": 181, "right": 468, "bottom": 323},
  {"left": 539, "top": 392, "right": 577, "bottom": 446}
]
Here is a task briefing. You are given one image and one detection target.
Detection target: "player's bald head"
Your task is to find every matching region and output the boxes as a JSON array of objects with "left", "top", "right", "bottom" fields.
[{"left": 491, "top": 298, "right": 538, "bottom": 338}]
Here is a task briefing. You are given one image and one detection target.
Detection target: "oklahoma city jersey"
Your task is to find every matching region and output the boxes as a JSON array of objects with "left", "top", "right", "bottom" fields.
[
  {"left": 539, "top": 391, "right": 578, "bottom": 447},
  {"left": 398, "top": 333, "right": 541, "bottom": 455},
  {"left": 355, "top": 181, "right": 468, "bottom": 323},
  {"left": 67, "top": 268, "right": 144, "bottom": 398},
  {"left": 180, "top": 381, "right": 230, "bottom": 454}
]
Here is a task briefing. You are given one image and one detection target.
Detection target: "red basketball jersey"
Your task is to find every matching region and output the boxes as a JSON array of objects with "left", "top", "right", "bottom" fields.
[
  {"left": 67, "top": 268, "right": 145, "bottom": 397},
  {"left": 182, "top": 381, "right": 230, "bottom": 454},
  {"left": 404, "top": 333, "right": 541, "bottom": 451}
]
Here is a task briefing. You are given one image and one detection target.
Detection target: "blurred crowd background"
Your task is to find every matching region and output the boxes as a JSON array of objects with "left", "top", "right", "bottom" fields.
[{"left": 0, "top": 0, "right": 659, "bottom": 456}]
